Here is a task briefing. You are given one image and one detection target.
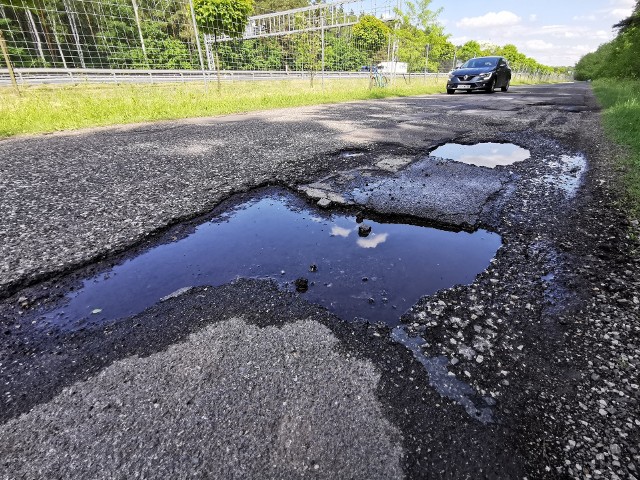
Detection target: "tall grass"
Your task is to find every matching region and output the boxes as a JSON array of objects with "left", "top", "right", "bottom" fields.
[
  {"left": 0, "top": 77, "right": 447, "bottom": 138},
  {"left": 592, "top": 79, "right": 640, "bottom": 215}
]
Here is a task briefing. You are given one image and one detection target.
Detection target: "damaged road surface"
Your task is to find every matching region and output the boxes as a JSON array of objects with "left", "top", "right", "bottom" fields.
[{"left": 1, "top": 83, "right": 639, "bottom": 479}]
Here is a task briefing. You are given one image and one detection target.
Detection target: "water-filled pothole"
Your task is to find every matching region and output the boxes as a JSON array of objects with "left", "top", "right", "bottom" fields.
[
  {"left": 430, "top": 142, "right": 530, "bottom": 168},
  {"left": 42, "top": 190, "right": 501, "bottom": 330}
]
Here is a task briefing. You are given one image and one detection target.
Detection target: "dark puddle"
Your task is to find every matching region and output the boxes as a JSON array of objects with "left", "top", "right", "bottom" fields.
[
  {"left": 42, "top": 190, "right": 501, "bottom": 330},
  {"left": 430, "top": 142, "right": 530, "bottom": 168}
]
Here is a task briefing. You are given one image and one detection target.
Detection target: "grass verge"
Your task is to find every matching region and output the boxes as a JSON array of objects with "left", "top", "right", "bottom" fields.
[
  {"left": 592, "top": 79, "right": 640, "bottom": 216},
  {"left": 0, "top": 77, "right": 446, "bottom": 138}
]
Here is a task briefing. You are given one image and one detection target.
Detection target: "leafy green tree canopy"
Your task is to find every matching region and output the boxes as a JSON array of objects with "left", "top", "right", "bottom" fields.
[
  {"left": 575, "top": 0, "right": 640, "bottom": 80},
  {"left": 352, "top": 15, "right": 389, "bottom": 59},
  {"left": 456, "top": 40, "right": 481, "bottom": 61},
  {"left": 401, "top": 0, "right": 441, "bottom": 31},
  {"left": 253, "top": 0, "right": 308, "bottom": 14},
  {"left": 194, "top": 0, "right": 253, "bottom": 38}
]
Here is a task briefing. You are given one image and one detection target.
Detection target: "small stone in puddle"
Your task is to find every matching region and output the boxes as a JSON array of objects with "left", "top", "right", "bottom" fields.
[
  {"left": 309, "top": 264, "right": 318, "bottom": 272},
  {"left": 362, "top": 276, "right": 368, "bottom": 282},
  {"left": 358, "top": 224, "right": 372, "bottom": 237},
  {"left": 355, "top": 213, "right": 365, "bottom": 224},
  {"left": 294, "top": 278, "right": 309, "bottom": 292}
]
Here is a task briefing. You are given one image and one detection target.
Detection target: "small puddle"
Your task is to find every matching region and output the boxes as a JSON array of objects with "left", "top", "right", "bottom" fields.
[
  {"left": 42, "top": 190, "right": 501, "bottom": 330},
  {"left": 430, "top": 143, "right": 530, "bottom": 168},
  {"left": 392, "top": 327, "right": 495, "bottom": 423},
  {"left": 537, "top": 154, "right": 587, "bottom": 198}
]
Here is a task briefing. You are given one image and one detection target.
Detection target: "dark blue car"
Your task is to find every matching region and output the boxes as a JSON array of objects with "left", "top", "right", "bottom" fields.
[{"left": 446, "top": 56, "right": 511, "bottom": 94}]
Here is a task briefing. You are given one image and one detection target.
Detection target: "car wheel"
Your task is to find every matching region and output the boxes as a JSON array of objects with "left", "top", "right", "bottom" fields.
[
  {"left": 446, "top": 89, "right": 455, "bottom": 94},
  {"left": 501, "top": 80, "right": 510, "bottom": 92},
  {"left": 486, "top": 79, "right": 496, "bottom": 93}
]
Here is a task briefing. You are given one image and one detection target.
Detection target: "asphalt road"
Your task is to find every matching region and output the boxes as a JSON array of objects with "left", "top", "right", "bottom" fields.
[{"left": 1, "top": 84, "right": 639, "bottom": 479}]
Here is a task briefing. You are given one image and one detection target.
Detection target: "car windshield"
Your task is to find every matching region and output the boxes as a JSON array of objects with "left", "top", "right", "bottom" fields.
[{"left": 462, "top": 58, "right": 498, "bottom": 69}]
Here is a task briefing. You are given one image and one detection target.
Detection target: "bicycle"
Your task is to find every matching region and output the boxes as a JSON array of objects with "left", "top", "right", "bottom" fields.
[{"left": 370, "top": 69, "right": 389, "bottom": 88}]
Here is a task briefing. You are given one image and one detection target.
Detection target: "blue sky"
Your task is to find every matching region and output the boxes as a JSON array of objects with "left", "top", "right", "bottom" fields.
[{"left": 426, "top": 0, "right": 636, "bottom": 66}]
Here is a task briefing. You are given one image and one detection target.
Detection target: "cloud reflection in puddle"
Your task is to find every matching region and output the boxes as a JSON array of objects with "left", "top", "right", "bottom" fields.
[
  {"left": 331, "top": 225, "right": 352, "bottom": 237},
  {"left": 357, "top": 233, "right": 389, "bottom": 249}
]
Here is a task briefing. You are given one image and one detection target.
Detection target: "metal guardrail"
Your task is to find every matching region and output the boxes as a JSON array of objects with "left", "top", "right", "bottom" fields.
[
  {"left": 0, "top": 68, "right": 447, "bottom": 86},
  {"left": 0, "top": 67, "right": 568, "bottom": 87}
]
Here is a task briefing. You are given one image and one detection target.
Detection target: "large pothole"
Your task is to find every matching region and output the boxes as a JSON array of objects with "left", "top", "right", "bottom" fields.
[{"left": 40, "top": 189, "right": 501, "bottom": 331}]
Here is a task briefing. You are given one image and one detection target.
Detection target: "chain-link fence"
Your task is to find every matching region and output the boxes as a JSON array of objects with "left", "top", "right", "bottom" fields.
[{"left": 0, "top": 0, "right": 569, "bottom": 87}]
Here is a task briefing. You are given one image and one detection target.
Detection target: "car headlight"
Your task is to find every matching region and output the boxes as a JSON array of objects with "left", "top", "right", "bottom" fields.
[{"left": 477, "top": 72, "right": 493, "bottom": 80}]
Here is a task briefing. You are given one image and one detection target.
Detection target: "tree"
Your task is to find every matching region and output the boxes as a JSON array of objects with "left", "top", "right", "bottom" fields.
[
  {"left": 575, "top": 0, "right": 640, "bottom": 80},
  {"left": 194, "top": 0, "right": 253, "bottom": 39},
  {"left": 194, "top": 0, "right": 253, "bottom": 88},
  {"left": 497, "top": 44, "right": 527, "bottom": 70},
  {"left": 394, "top": 0, "right": 450, "bottom": 72},
  {"left": 456, "top": 40, "right": 481, "bottom": 62},
  {"left": 352, "top": 15, "right": 389, "bottom": 65},
  {"left": 614, "top": 0, "right": 640, "bottom": 32},
  {"left": 402, "top": 0, "right": 441, "bottom": 31},
  {"left": 253, "top": 0, "right": 308, "bottom": 14}
]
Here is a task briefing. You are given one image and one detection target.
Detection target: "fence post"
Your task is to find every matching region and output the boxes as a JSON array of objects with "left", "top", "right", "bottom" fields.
[
  {"left": 188, "top": 0, "right": 207, "bottom": 88},
  {"left": 131, "top": 0, "right": 148, "bottom": 65},
  {"left": 321, "top": 15, "right": 325, "bottom": 91},
  {"left": 424, "top": 44, "right": 429, "bottom": 82},
  {"left": 0, "top": 29, "right": 19, "bottom": 94}
]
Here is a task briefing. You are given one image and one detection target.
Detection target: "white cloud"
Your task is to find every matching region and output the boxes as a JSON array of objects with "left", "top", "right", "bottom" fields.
[
  {"left": 529, "top": 14, "right": 537, "bottom": 22},
  {"left": 456, "top": 11, "right": 521, "bottom": 29},
  {"left": 449, "top": 36, "right": 470, "bottom": 45},
  {"left": 600, "top": 0, "right": 634, "bottom": 19},
  {"left": 594, "top": 30, "right": 614, "bottom": 40},
  {"left": 609, "top": 7, "right": 633, "bottom": 18},
  {"left": 610, "top": 0, "right": 635, "bottom": 7},
  {"left": 573, "top": 14, "right": 597, "bottom": 21},
  {"left": 537, "top": 25, "right": 595, "bottom": 39},
  {"left": 525, "top": 39, "right": 554, "bottom": 51}
]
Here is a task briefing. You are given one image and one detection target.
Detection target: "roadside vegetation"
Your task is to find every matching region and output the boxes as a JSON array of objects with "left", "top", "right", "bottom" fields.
[
  {"left": 593, "top": 80, "right": 640, "bottom": 215},
  {"left": 0, "top": 78, "right": 448, "bottom": 138},
  {"left": 0, "top": 70, "right": 565, "bottom": 139},
  {"left": 575, "top": 1, "right": 640, "bottom": 214}
]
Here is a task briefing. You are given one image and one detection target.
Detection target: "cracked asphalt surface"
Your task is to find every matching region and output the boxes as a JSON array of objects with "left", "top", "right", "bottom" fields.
[{"left": 1, "top": 83, "right": 639, "bottom": 479}]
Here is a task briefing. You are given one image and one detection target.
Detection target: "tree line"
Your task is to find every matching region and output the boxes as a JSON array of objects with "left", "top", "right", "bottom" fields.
[
  {"left": 0, "top": 0, "right": 563, "bottom": 73},
  {"left": 574, "top": 0, "right": 640, "bottom": 80}
]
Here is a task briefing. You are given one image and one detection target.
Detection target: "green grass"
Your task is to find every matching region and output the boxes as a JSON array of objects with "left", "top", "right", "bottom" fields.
[
  {"left": 0, "top": 73, "right": 562, "bottom": 139},
  {"left": 0, "top": 77, "right": 448, "bottom": 138},
  {"left": 592, "top": 79, "right": 640, "bottom": 216}
]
